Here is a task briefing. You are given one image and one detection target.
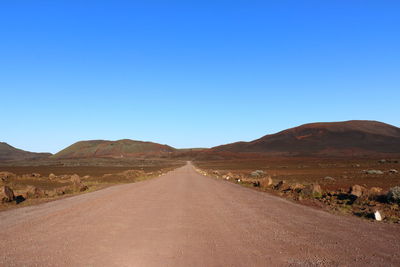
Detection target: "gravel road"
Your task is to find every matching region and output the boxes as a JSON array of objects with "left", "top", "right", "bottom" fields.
[{"left": 0, "top": 163, "right": 399, "bottom": 266}]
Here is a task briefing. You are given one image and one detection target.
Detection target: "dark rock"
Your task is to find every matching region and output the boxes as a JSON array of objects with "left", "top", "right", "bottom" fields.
[
  {"left": 274, "top": 181, "right": 291, "bottom": 191},
  {"left": 1, "top": 186, "right": 15, "bottom": 202},
  {"left": 291, "top": 183, "right": 305, "bottom": 193}
]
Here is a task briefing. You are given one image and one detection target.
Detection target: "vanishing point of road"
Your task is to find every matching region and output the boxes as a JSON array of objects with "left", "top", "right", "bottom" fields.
[{"left": 0, "top": 163, "right": 399, "bottom": 266}]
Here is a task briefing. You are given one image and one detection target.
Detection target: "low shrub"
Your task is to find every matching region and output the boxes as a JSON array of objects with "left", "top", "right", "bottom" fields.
[
  {"left": 250, "top": 170, "right": 265, "bottom": 178},
  {"left": 387, "top": 186, "right": 400, "bottom": 203}
]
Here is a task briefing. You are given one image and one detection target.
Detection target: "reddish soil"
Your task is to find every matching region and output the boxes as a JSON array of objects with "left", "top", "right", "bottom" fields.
[
  {"left": 194, "top": 157, "right": 400, "bottom": 190},
  {"left": 0, "top": 166, "right": 152, "bottom": 177},
  {"left": 0, "top": 163, "right": 399, "bottom": 266},
  {"left": 0, "top": 161, "right": 183, "bottom": 177}
]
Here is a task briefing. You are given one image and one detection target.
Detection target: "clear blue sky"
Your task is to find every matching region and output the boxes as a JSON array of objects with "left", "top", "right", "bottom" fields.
[{"left": 1, "top": 1, "right": 399, "bottom": 153}]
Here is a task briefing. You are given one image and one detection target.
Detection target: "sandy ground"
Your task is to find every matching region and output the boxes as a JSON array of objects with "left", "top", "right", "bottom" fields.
[{"left": 0, "top": 163, "right": 399, "bottom": 266}]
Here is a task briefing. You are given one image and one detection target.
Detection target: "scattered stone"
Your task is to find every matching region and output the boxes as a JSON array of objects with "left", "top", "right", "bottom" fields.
[
  {"left": 324, "top": 176, "right": 336, "bottom": 181},
  {"left": 70, "top": 174, "right": 81, "bottom": 184},
  {"left": 369, "top": 187, "right": 383, "bottom": 196},
  {"left": 0, "top": 172, "right": 16, "bottom": 182},
  {"left": 58, "top": 175, "right": 70, "bottom": 180},
  {"left": 374, "top": 210, "right": 383, "bottom": 221},
  {"left": 25, "top": 186, "right": 45, "bottom": 198},
  {"left": 260, "top": 176, "right": 273, "bottom": 188},
  {"left": 212, "top": 170, "right": 220, "bottom": 176},
  {"left": 45, "top": 190, "right": 57, "bottom": 198},
  {"left": 68, "top": 174, "right": 88, "bottom": 192},
  {"left": 274, "top": 181, "right": 291, "bottom": 191},
  {"left": 56, "top": 187, "right": 67, "bottom": 196},
  {"left": 1, "top": 186, "right": 15, "bottom": 203},
  {"left": 31, "top": 173, "right": 41, "bottom": 178},
  {"left": 292, "top": 183, "right": 305, "bottom": 193},
  {"left": 378, "top": 159, "right": 398, "bottom": 164},
  {"left": 302, "top": 184, "right": 322, "bottom": 198},
  {"left": 251, "top": 170, "right": 265, "bottom": 178},
  {"left": 389, "top": 169, "right": 398, "bottom": 174},
  {"left": 363, "top": 170, "right": 384, "bottom": 175},
  {"left": 350, "top": 185, "right": 365, "bottom": 198},
  {"left": 48, "top": 173, "right": 56, "bottom": 179},
  {"left": 76, "top": 184, "right": 88, "bottom": 192}
]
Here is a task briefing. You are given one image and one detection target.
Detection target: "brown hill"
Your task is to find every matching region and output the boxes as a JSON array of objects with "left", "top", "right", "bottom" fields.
[
  {"left": 212, "top": 120, "right": 400, "bottom": 157},
  {"left": 53, "top": 139, "right": 176, "bottom": 159},
  {"left": 0, "top": 142, "right": 52, "bottom": 161}
]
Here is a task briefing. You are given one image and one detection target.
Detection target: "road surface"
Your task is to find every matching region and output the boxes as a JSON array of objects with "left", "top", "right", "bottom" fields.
[{"left": 0, "top": 163, "right": 399, "bottom": 266}]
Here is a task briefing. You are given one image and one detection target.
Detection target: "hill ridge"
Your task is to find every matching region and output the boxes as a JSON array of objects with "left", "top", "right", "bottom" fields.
[
  {"left": 53, "top": 139, "right": 176, "bottom": 159},
  {"left": 212, "top": 120, "right": 400, "bottom": 157},
  {"left": 0, "top": 142, "right": 52, "bottom": 161}
]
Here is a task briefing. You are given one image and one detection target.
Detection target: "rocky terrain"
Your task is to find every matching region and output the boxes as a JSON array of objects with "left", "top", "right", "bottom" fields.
[
  {"left": 194, "top": 158, "right": 400, "bottom": 223},
  {"left": 0, "top": 161, "right": 183, "bottom": 211},
  {"left": 1, "top": 163, "right": 399, "bottom": 266},
  {"left": 1, "top": 120, "right": 400, "bottom": 218}
]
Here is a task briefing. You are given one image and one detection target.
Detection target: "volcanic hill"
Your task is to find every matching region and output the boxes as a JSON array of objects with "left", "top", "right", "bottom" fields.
[
  {"left": 0, "top": 142, "right": 52, "bottom": 161},
  {"left": 53, "top": 139, "right": 176, "bottom": 159},
  {"left": 212, "top": 120, "right": 400, "bottom": 157}
]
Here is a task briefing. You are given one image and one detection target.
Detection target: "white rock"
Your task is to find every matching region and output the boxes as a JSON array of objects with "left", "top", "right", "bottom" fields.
[{"left": 374, "top": 210, "right": 382, "bottom": 221}]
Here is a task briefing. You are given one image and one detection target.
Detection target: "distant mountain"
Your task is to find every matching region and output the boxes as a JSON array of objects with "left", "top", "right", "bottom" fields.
[
  {"left": 53, "top": 139, "right": 176, "bottom": 159},
  {"left": 212, "top": 120, "right": 400, "bottom": 157},
  {"left": 0, "top": 142, "right": 52, "bottom": 161}
]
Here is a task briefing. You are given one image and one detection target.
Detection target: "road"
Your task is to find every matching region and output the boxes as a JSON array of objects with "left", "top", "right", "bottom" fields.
[{"left": 0, "top": 163, "right": 399, "bottom": 266}]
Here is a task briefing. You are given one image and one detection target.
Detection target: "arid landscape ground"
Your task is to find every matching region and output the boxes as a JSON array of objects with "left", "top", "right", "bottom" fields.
[
  {"left": 1, "top": 120, "right": 400, "bottom": 266},
  {"left": 2, "top": 1, "right": 400, "bottom": 265},
  {"left": 194, "top": 157, "right": 400, "bottom": 223},
  {"left": 1, "top": 163, "right": 400, "bottom": 266},
  {"left": 0, "top": 159, "right": 184, "bottom": 212}
]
